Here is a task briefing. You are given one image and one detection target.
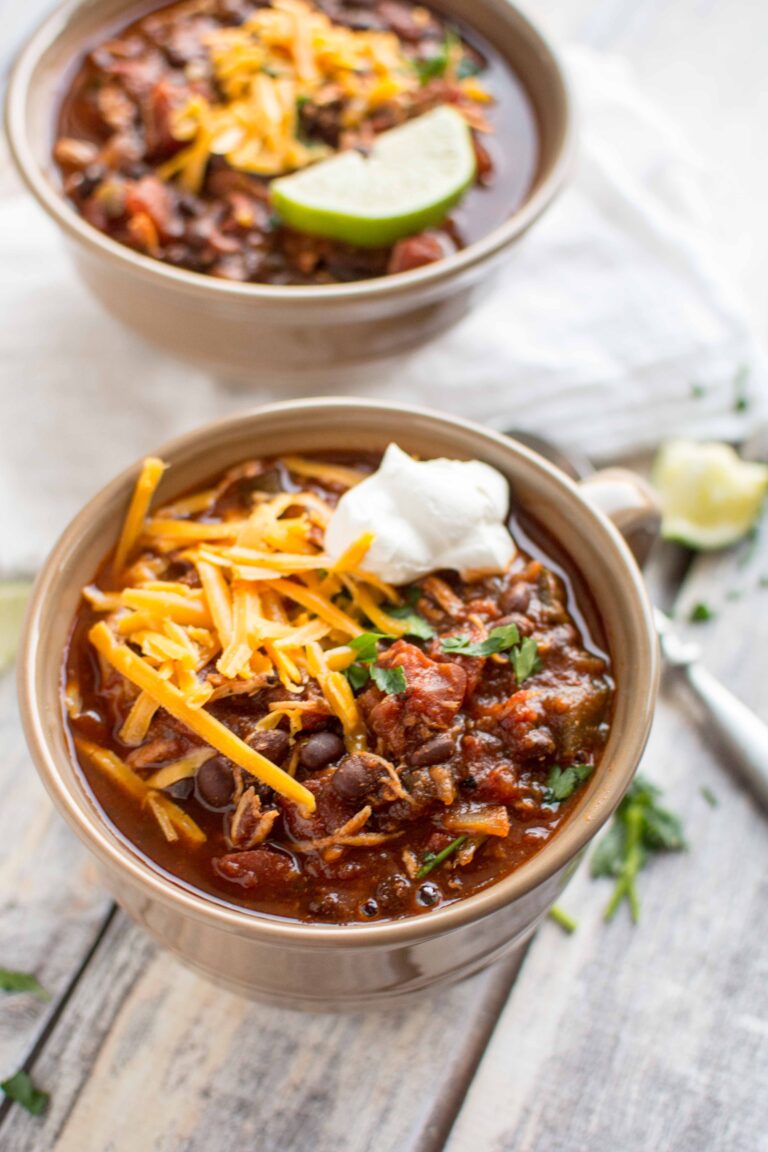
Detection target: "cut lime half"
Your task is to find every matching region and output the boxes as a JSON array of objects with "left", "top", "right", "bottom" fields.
[
  {"left": 0, "top": 581, "right": 32, "bottom": 673},
  {"left": 270, "top": 106, "right": 476, "bottom": 248},
  {"left": 653, "top": 439, "right": 768, "bottom": 550}
]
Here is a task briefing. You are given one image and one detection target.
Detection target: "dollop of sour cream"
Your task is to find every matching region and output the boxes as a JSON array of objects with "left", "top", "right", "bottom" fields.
[{"left": 325, "top": 443, "right": 516, "bottom": 584}]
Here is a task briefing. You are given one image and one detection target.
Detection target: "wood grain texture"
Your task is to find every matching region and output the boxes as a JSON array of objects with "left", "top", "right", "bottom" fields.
[
  {"left": 0, "top": 913, "right": 522, "bottom": 1152},
  {"left": 444, "top": 527, "right": 768, "bottom": 1152},
  {"left": 0, "top": 672, "right": 112, "bottom": 1083}
]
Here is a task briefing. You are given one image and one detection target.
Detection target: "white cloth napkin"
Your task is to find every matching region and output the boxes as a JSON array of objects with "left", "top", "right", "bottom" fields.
[{"left": 1, "top": 47, "right": 765, "bottom": 576}]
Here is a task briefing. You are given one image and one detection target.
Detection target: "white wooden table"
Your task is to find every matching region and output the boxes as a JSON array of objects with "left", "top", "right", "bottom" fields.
[{"left": 2, "top": 2, "right": 768, "bottom": 1149}]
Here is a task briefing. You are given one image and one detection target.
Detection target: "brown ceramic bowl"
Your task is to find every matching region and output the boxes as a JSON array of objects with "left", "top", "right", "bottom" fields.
[
  {"left": 18, "top": 399, "right": 659, "bottom": 1010},
  {"left": 5, "top": 0, "right": 572, "bottom": 381}
]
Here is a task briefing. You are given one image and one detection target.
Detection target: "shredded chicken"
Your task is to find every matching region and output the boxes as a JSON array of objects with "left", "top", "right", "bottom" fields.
[
  {"left": 290, "top": 804, "right": 400, "bottom": 854},
  {"left": 430, "top": 765, "right": 457, "bottom": 806},
  {"left": 422, "top": 575, "right": 465, "bottom": 619},
  {"left": 229, "top": 786, "right": 280, "bottom": 849}
]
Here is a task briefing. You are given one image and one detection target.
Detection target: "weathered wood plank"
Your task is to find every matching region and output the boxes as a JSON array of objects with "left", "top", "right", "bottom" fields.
[
  {"left": 444, "top": 528, "right": 768, "bottom": 1152},
  {"left": 0, "top": 672, "right": 112, "bottom": 1083},
  {"left": 0, "top": 912, "right": 522, "bottom": 1152}
]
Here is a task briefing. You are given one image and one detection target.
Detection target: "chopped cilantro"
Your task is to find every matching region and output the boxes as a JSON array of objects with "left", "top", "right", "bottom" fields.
[
  {"left": 441, "top": 625, "right": 540, "bottom": 684},
  {"left": 690, "top": 382, "right": 707, "bottom": 399},
  {"left": 371, "top": 664, "right": 407, "bottom": 695},
  {"left": 345, "top": 662, "right": 371, "bottom": 691},
  {"left": 348, "top": 631, "right": 388, "bottom": 663},
  {"left": 344, "top": 632, "right": 407, "bottom": 695},
  {"left": 548, "top": 905, "right": 578, "bottom": 934},
  {"left": 543, "top": 763, "right": 594, "bottom": 803},
  {"left": 1, "top": 1070, "right": 49, "bottom": 1116},
  {"left": 386, "top": 603, "right": 435, "bottom": 640},
  {"left": 416, "top": 834, "right": 467, "bottom": 879},
  {"left": 512, "top": 635, "right": 541, "bottom": 684},
  {"left": 591, "top": 776, "right": 686, "bottom": 923},
  {"left": 412, "top": 30, "right": 459, "bottom": 84},
  {"left": 689, "top": 601, "right": 715, "bottom": 623},
  {"left": 0, "top": 968, "right": 50, "bottom": 1001},
  {"left": 441, "top": 623, "right": 521, "bottom": 657}
]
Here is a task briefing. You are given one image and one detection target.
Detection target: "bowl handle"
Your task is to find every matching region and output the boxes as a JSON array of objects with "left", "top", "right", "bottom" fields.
[{"left": 578, "top": 468, "right": 660, "bottom": 567}]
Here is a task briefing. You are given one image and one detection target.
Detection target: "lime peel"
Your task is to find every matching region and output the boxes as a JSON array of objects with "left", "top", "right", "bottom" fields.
[
  {"left": 270, "top": 106, "right": 476, "bottom": 247},
  {"left": 653, "top": 439, "right": 768, "bottom": 551}
]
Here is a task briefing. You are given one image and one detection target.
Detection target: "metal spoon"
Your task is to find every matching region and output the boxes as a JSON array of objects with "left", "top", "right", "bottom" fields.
[{"left": 504, "top": 427, "right": 768, "bottom": 812}]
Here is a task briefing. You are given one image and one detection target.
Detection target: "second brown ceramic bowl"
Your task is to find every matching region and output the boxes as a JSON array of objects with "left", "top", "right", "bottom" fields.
[
  {"left": 5, "top": 0, "right": 572, "bottom": 380},
  {"left": 19, "top": 399, "right": 659, "bottom": 1010}
]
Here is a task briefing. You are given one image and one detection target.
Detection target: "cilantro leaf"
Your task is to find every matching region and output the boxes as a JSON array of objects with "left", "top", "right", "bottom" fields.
[
  {"left": 412, "top": 30, "right": 459, "bottom": 84},
  {"left": 590, "top": 820, "right": 630, "bottom": 879},
  {"left": 371, "top": 664, "right": 407, "bottom": 695},
  {"left": 689, "top": 601, "right": 715, "bottom": 622},
  {"left": 344, "top": 662, "right": 371, "bottom": 692},
  {"left": 441, "top": 623, "right": 521, "bottom": 658},
  {"left": 543, "top": 763, "right": 593, "bottom": 803},
  {"left": 345, "top": 633, "right": 410, "bottom": 694},
  {"left": 512, "top": 636, "right": 541, "bottom": 684},
  {"left": 591, "top": 775, "right": 686, "bottom": 922},
  {"left": 348, "top": 631, "right": 388, "bottom": 663},
  {"left": 1, "top": 1070, "right": 49, "bottom": 1116},
  {"left": 386, "top": 604, "right": 435, "bottom": 640},
  {"left": 0, "top": 968, "right": 50, "bottom": 1001},
  {"left": 641, "top": 803, "right": 686, "bottom": 851}
]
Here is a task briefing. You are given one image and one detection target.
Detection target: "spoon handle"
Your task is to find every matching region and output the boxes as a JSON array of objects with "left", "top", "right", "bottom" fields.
[{"left": 683, "top": 661, "right": 768, "bottom": 811}]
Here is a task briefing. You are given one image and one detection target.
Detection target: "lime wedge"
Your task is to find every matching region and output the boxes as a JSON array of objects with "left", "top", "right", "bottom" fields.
[
  {"left": 270, "top": 106, "right": 476, "bottom": 247},
  {"left": 653, "top": 439, "right": 768, "bottom": 550},
  {"left": 0, "top": 581, "right": 32, "bottom": 672}
]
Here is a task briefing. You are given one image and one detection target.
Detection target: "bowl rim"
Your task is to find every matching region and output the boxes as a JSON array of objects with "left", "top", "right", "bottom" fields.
[
  {"left": 18, "top": 398, "right": 658, "bottom": 950},
  {"left": 4, "top": 0, "right": 574, "bottom": 305}
]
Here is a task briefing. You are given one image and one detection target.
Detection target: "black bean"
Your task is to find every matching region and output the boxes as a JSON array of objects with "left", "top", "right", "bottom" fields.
[
  {"left": 416, "top": 883, "right": 441, "bottom": 908},
  {"left": 409, "top": 733, "right": 455, "bottom": 767},
  {"left": 331, "top": 753, "right": 381, "bottom": 802},
  {"left": 248, "top": 728, "right": 290, "bottom": 764},
  {"left": 360, "top": 898, "right": 379, "bottom": 918},
  {"left": 299, "top": 731, "right": 345, "bottom": 771},
  {"left": 195, "top": 757, "right": 235, "bottom": 810}
]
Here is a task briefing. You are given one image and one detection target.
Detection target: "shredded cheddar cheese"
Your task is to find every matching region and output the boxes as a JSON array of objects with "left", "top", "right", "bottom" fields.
[
  {"left": 75, "top": 453, "right": 434, "bottom": 831},
  {"left": 113, "top": 457, "right": 166, "bottom": 572},
  {"left": 155, "top": 0, "right": 491, "bottom": 191}
]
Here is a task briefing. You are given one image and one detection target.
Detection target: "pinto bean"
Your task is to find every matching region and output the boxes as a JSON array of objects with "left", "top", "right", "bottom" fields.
[
  {"left": 299, "top": 732, "right": 345, "bottom": 771},
  {"left": 409, "top": 733, "right": 456, "bottom": 767}
]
